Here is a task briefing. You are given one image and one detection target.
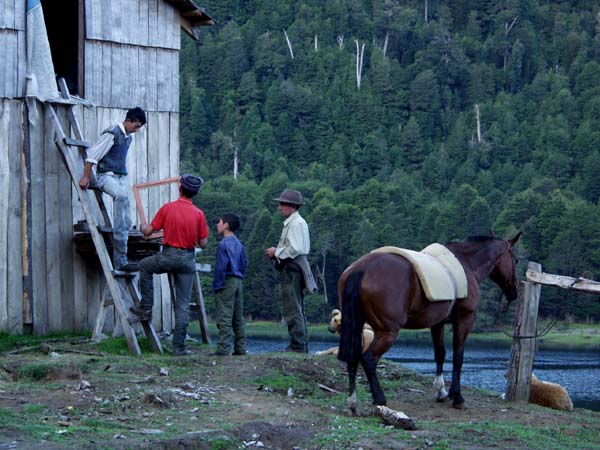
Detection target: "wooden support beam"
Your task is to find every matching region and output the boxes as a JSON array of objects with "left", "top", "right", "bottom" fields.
[
  {"left": 506, "top": 262, "right": 541, "bottom": 402},
  {"left": 526, "top": 269, "right": 600, "bottom": 294}
]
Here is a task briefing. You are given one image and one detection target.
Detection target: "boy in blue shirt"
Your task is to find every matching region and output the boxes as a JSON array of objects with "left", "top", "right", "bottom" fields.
[{"left": 212, "top": 213, "right": 247, "bottom": 356}]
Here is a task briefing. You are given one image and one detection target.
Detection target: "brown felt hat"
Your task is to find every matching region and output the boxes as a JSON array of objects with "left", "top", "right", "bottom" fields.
[{"left": 273, "top": 188, "right": 303, "bottom": 205}]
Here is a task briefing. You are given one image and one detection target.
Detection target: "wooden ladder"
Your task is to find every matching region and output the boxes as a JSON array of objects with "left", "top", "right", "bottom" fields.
[{"left": 47, "top": 79, "right": 162, "bottom": 356}]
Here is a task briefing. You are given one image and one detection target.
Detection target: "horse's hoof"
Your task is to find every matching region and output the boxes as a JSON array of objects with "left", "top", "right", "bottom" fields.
[{"left": 436, "top": 395, "right": 449, "bottom": 403}]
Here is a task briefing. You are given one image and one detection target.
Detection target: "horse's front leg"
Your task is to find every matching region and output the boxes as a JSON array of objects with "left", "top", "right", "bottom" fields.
[
  {"left": 346, "top": 360, "right": 360, "bottom": 415},
  {"left": 361, "top": 331, "right": 397, "bottom": 406},
  {"left": 449, "top": 320, "right": 474, "bottom": 409},
  {"left": 430, "top": 322, "right": 448, "bottom": 402}
]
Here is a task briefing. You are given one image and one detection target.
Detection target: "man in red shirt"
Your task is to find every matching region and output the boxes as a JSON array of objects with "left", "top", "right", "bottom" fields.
[{"left": 131, "top": 174, "right": 208, "bottom": 356}]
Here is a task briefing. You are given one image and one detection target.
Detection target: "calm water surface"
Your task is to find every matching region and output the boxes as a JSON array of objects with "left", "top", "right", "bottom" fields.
[{"left": 244, "top": 338, "right": 600, "bottom": 411}]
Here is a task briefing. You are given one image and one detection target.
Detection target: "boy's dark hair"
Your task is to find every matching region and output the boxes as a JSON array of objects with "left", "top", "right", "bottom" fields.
[
  {"left": 180, "top": 186, "right": 197, "bottom": 198},
  {"left": 220, "top": 213, "right": 241, "bottom": 233},
  {"left": 126, "top": 107, "right": 147, "bottom": 125}
]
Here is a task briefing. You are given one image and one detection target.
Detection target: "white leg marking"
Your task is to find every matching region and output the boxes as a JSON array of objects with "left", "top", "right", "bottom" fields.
[{"left": 433, "top": 374, "right": 448, "bottom": 401}]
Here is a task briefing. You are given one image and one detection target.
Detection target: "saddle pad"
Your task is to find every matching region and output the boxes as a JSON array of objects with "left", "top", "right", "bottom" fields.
[
  {"left": 421, "top": 243, "right": 468, "bottom": 298},
  {"left": 371, "top": 245, "right": 466, "bottom": 301}
]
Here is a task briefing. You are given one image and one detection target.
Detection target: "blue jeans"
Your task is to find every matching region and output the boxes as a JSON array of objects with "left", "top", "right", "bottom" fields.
[
  {"left": 96, "top": 172, "right": 132, "bottom": 268},
  {"left": 139, "top": 246, "right": 196, "bottom": 352}
]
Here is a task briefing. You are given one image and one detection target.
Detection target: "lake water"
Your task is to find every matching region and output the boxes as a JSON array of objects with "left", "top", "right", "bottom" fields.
[{"left": 244, "top": 338, "right": 600, "bottom": 411}]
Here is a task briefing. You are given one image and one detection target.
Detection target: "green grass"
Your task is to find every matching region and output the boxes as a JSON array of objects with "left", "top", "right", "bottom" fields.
[
  {"left": 0, "top": 331, "right": 90, "bottom": 353},
  {"left": 0, "top": 407, "right": 60, "bottom": 441},
  {"left": 312, "top": 414, "right": 407, "bottom": 449},
  {"left": 424, "top": 419, "right": 600, "bottom": 450}
]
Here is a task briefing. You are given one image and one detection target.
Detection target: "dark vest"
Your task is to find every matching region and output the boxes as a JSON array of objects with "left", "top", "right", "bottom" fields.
[{"left": 97, "top": 125, "right": 132, "bottom": 175}]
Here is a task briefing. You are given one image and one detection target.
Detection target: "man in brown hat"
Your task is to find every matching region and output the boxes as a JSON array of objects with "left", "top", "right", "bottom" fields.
[{"left": 265, "top": 189, "right": 317, "bottom": 353}]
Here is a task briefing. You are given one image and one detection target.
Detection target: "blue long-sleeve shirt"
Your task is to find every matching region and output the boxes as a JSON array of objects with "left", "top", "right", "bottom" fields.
[{"left": 212, "top": 235, "right": 247, "bottom": 291}]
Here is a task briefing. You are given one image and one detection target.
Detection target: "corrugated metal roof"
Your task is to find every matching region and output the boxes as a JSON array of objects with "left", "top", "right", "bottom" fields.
[{"left": 164, "top": 0, "right": 215, "bottom": 39}]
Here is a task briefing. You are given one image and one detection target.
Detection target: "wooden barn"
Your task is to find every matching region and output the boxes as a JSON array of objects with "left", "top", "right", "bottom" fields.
[{"left": 0, "top": 0, "right": 213, "bottom": 336}]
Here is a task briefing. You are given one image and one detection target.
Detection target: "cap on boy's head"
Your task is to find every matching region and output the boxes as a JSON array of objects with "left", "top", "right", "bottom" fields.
[
  {"left": 273, "top": 188, "right": 303, "bottom": 205},
  {"left": 180, "top": 174, "right": 204, "bottom": 194}
]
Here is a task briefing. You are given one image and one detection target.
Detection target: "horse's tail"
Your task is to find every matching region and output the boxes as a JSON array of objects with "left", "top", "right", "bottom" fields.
[{"left": 338, "top": 269, "right": 366, "bottom": 365}]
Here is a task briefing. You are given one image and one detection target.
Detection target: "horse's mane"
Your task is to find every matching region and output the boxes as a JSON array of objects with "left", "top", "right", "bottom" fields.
[{"left": 463, "top": 235, "right": 503, "bottom": 243}]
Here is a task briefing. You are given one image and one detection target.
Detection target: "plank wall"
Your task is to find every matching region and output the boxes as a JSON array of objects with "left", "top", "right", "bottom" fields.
[
  {"left": 84, "top": 0, "right": 180, "bottom": 112},
  {"left": 0, "top": 0, "right": 26, "bottom": 98},
  {"left": 0, "top": 100, "right": 181, "bottom": 334},
  {"left": 1, "top": 0, "right": 187, "bottom": 334},
  {"left": 0, "top": 99, "right": 24, "bottom": 333}
]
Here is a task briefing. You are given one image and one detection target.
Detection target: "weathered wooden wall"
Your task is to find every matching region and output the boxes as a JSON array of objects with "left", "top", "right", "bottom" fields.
[
  {"left": 0, "top": 0, "right": 26, "bottom": 98},
  {"left": 0, "top": 99, "right": 24, "bottom": 333},
  {"left": 0, "top": 0, "right": 187, "bottom": 334},
  {"left": 84, "top": 0, "right": 180, "bottom": 112},
  {"left": 0, "top": 101, "right": 181, "bottom": 335}
]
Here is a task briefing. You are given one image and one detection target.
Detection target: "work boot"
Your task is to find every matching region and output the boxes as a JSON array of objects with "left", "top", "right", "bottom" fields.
[{"left": 129, "top": 306, "right": 152, "bottom": 321}]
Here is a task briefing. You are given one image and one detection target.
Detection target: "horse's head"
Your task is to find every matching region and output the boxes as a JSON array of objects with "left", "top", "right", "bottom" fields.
[{"left": 489, "top": 232, "right": 522, "bottom": 302}]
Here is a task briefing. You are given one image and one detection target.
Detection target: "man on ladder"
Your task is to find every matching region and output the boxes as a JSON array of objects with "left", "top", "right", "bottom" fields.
[
  {"left": 131, "top": 174, "right": 209, "bottom": 356},
  {"left": 78, "top": 107, "right": 147, "bottom": 272}
]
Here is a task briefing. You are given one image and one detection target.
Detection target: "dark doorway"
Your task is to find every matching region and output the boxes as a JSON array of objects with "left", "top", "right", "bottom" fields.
[{"left": 41, "top": 0, "right": 82, "bottom": 95}]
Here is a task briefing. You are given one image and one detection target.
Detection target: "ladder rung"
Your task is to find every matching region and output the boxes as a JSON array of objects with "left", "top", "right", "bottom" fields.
[
  {"left": 64, "top": 137, "right": 90, "bottom": 148},
  {"left": 88, "top": 183, "right": 103, "bottom": 192},
  {"left": 112, "top": 270, "right": 138, "bottom": 279},
  {"left": 73, "top": 221, "right": 112, "bottom": 233}
]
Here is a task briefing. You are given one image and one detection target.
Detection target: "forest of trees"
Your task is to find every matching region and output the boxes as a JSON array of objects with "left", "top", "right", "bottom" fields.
[{"left": 179, "top": 0, "right": 600, "bottom": 327}]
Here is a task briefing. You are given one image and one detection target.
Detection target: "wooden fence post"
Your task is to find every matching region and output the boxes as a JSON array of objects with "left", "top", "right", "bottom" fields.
[{"left": 506, "top": 262, "right": 541, "bottom": 402}]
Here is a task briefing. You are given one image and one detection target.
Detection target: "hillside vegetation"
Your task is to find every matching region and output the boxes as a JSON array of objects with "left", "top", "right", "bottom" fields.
[{"left": 179, "top": 0, "right": 600, "bottom": 325}]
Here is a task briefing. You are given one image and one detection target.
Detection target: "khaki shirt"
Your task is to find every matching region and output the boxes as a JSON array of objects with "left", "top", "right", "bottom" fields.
[{"left": 275, "top": 211, "right": 310, "bottom": 261}]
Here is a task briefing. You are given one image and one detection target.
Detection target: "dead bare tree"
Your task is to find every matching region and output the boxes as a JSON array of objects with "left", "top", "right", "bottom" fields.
[
  {"left": 337, "top": 34, "right": 344, "bottom": 50},
  {"left": 314, "top": 34, "right": 318, "bottom": 52},
  {"left": 355, "top": 40, "right": 365, "bottom": 90},
  {"left": 382, "top": 30, "right": 389, "bottom": 57},
  {"left": 503, "top": 17, "right": 519, "bottom": 71},
  {"left": 424, "top": 0, "right": 428, "bottom": 23},
  {"left": 283, "top": 29, "right": 294, "bottom": 59},
  {"left": 475, "top": 104, "right": 482, "bottom": 144},
  {"left": 233, "top": 128, "right": 239, "bottom": 179}
]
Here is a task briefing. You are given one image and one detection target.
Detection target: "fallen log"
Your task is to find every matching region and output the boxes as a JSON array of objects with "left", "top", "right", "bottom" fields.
[{"left": 375, "top": 405, "right": 416, "bottom": 430}]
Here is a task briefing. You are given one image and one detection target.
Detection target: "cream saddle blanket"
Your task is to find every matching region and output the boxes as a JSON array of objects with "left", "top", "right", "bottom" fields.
[{"left": 371, "top": 244, "right": 468, "bottom": 301}]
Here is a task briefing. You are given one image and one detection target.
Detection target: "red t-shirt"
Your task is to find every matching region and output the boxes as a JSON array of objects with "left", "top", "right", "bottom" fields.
[{"left": 151, "top": 197, "right": 208, "bottom": 249}]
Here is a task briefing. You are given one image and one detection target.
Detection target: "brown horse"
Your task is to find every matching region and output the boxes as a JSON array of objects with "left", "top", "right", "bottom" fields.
[{"left": 337, "top": 233, "right": 521, "bottom": 413}]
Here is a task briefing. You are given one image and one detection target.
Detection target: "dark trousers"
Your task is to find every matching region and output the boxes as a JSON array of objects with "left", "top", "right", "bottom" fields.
[
  {"left": 215, "top": 276, "right": 246, "bottom": 355},
  {"left": 139, "top": 246, "right": 195, "bottom": 352},
  {"left": 280, "top": 266, "right": 308, "bottom": 352}
]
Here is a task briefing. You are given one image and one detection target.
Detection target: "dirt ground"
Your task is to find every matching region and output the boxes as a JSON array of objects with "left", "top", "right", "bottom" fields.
[{"left": 0, "top": 341, "right": 598, "bottom": 449}]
